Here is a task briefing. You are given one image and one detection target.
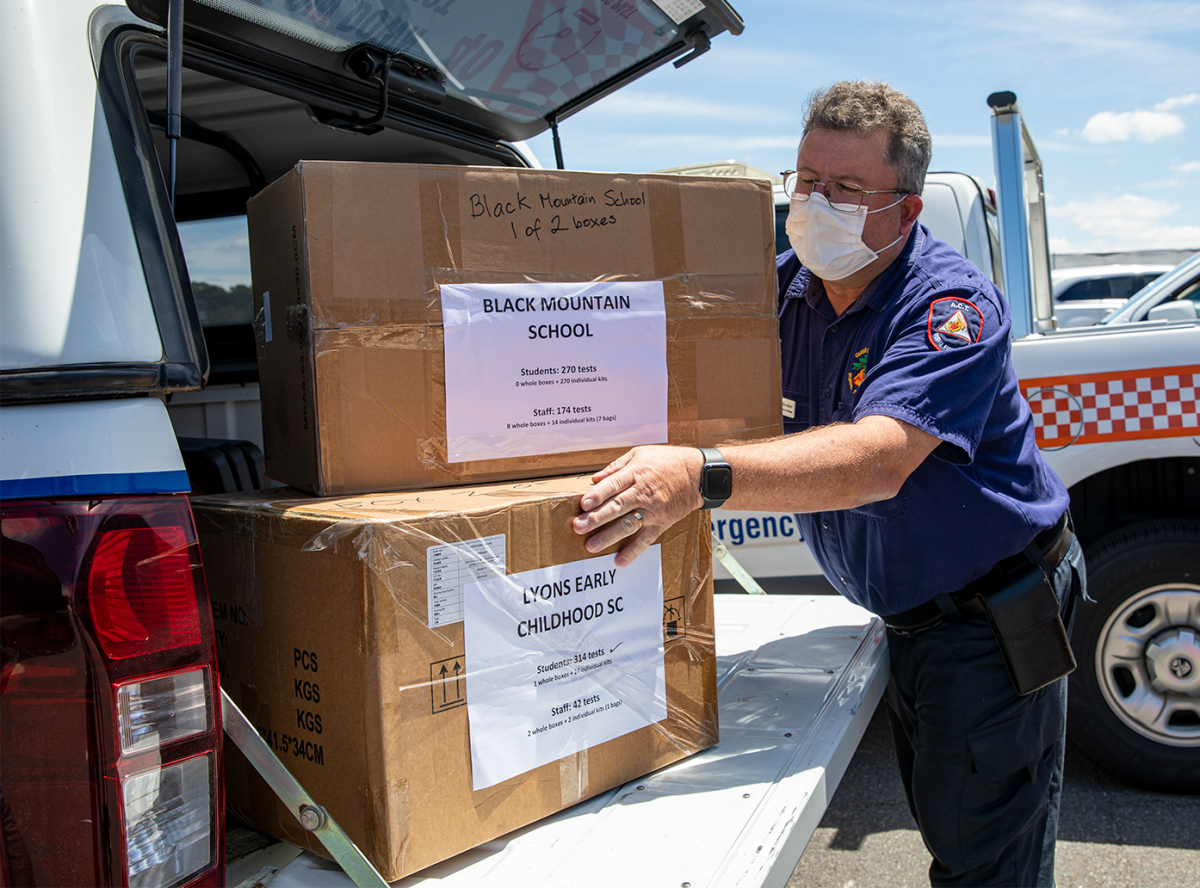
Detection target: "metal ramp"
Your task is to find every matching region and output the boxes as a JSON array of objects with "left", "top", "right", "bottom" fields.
[{"left": 230, "top": 593, "right": 887, "bottom": 888}]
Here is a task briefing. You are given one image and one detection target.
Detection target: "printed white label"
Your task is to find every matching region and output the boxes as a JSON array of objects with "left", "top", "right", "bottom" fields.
[
  {"left": 440, "top": 281, "right": 668, "bottom": 462},
  {"left": 426, "top": 535, "right": 506, "bottom": 629},
  {"left": 463, "top": 549, "right": 667, "bottom": 791},
  {"left": 652, "top": 0, "right": 705, "bottom": 25},
  {"left": 262, "top": 291, "right": 272, "bottom": 343},
  {"left": 782, "top": 396, "right": 795, "bottom": 419}
]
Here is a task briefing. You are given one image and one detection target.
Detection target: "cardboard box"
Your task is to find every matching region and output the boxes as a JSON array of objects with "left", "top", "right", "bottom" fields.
[
  {"left": 249, "top": 162, "right": 781, "bottom": 496},
  {"left": 195, "top": 476, "right": 717, "bottom": 880}
]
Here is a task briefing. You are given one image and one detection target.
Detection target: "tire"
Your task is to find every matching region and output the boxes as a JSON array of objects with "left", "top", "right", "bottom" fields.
[{"left": 1067, "top": 518, "right": 1200, "bottom": 792}]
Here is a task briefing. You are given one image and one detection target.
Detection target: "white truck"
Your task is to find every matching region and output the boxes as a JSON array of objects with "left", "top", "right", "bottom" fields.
[{"left": 1, "top": 2, "right": 1195, "bottom": 887}]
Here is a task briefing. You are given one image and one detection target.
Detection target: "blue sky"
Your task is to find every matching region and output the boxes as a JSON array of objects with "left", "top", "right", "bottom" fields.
[
  {"left": 528, "top": 0, "right": 1200, "bottom": 256},
  {"left": 181, "top": 0, "right": 1200, "bottom": 288}
]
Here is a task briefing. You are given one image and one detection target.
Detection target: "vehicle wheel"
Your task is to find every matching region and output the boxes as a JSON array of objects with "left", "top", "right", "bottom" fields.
[{"left": 1068, "top": 518, "right": 1200, "bottom": 792}]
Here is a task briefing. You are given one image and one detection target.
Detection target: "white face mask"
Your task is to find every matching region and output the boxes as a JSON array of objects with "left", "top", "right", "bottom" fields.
[{"left": 786, "top": 192, "right": 906, "bottom": 281}]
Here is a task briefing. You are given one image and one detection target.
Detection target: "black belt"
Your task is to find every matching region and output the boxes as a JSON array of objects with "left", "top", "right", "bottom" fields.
[{"left": 883, "top": 512, "right": 1073, "bottom": 637}]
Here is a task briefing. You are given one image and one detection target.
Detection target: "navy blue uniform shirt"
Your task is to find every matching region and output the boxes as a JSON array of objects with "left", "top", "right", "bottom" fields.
[{"left": 779, "top": 224, "right": 1069, "bottom": 615}]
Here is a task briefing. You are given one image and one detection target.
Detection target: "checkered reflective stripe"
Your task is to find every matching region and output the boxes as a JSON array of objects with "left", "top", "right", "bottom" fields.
[
  {"left": 485, "top": 11, "right": 669, "bottom": 120},
  {"left": 1022, "top": 365, "right": 1200, "bottom": 448}
]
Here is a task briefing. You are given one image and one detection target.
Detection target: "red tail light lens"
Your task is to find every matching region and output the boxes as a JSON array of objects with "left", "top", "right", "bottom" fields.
[{"left": 88, "top": 526, "right": 202, "bottom": 659}]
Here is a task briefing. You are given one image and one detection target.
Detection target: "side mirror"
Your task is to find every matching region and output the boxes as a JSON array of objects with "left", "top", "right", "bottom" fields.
[{"left": 1146, "top": 301, "right": 1199, "bottom": 322}]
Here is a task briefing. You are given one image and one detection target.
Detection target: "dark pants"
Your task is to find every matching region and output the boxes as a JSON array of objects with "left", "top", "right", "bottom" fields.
[{"left": 884, "top": 536, "right": 1082, "bottom": 887}]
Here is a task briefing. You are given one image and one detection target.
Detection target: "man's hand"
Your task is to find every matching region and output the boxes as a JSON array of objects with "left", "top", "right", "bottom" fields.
[
  {"left": 570, "top": 416, "right": 942, "bottom": 568},
  {"left": 572, "top": 445, "right": 704, "bottom": 568}
]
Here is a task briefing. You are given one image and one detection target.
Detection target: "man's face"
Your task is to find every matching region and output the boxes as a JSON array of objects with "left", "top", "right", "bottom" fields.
[{"left": 794, "top": 127, "right": 909, "bottom": 256}]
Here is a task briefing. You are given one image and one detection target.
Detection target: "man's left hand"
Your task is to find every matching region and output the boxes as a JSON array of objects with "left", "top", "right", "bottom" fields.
[{"left": 572, "top": 445, "right": 703, "bottom": 567}]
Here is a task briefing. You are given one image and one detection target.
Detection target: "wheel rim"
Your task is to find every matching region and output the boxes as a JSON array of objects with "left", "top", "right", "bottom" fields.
[{"left": 1096, "top": 582, "right": 1200, "bottom": 748}]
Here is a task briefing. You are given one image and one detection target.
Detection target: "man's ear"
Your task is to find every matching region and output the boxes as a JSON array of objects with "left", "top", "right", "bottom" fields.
[{"left": 899, "top": 194, "right": 924, "bottom": 234}]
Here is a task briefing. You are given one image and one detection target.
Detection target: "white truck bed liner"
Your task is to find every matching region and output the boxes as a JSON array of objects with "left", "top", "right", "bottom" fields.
[{"left": 229, "top": 593, "right": 889, "bottom": 888}]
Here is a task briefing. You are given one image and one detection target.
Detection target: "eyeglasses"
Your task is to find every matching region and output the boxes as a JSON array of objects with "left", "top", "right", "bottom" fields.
[{"left": 780, "top": 170, "right": 911, "bottom": 212}]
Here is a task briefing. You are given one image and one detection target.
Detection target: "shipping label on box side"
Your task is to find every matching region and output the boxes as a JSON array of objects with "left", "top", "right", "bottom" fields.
[
  {"left": 426, "top": 533, "right": 507, "bottom": 629},
  {"left": 441, "top": 280, "right": 668, "bottom": 462},
  {"left": 463, "top": 549, "right": 667, "bottom": 790}
]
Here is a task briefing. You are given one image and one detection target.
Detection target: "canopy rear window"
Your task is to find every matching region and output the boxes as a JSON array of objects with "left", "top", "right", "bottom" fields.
[{"left": 166, "top": 0, "right": 717, "bottom": 125}]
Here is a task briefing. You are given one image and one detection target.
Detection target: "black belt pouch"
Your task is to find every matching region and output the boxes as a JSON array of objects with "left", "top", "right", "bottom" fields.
[{"left": 977, "top": 558, "right": 1076, "bottom": 696}]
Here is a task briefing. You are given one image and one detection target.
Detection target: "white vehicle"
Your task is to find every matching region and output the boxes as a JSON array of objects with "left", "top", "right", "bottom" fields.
[
  {"left": 3, "top": 2, "right": 891, "bottom": 887},
  {"left": 1102, "top": 252, "right": 1200, "bottom": 324},
  {"left": 1051, "top": 263, "right": 1172, "bottom": 328}
]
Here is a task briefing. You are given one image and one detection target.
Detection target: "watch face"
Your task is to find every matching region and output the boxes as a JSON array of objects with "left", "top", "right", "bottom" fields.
[{"left": 705, "top": 466, "right": 733, "bottom": 501}]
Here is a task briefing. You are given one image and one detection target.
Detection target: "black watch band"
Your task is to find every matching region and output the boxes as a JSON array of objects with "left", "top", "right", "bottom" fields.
[{"left": 699, "top": 447, "right": 732, "bottom": 510}]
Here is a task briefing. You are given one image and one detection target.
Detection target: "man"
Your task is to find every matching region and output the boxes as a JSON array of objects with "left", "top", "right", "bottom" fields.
[{"left": 571, "top": 81, "right": 1083, "bottom": 887}]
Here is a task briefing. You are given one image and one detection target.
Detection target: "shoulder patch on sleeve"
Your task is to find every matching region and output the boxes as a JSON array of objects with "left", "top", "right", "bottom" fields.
[{"left": 927, "top": 297, "right": 985, "bottom": 351}]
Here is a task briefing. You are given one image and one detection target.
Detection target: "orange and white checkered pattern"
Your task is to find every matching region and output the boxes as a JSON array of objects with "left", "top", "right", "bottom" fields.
[{"left": 1022, "top": 365, "right": 1200, "bottom": 448}]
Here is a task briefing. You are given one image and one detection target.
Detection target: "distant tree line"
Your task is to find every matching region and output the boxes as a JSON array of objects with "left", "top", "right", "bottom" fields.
[{"left": 191, "top": 281, "right": 253, "bottom": 327}]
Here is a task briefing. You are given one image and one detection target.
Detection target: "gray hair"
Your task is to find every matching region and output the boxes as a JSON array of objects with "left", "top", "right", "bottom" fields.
[{"left": 802, "top": 81, "right": 932, "bottom": 195}]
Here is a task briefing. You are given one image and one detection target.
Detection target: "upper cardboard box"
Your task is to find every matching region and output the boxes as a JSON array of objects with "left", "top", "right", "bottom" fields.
[{"left": 249, "top": 163, "right": 781, "bottom": 495}]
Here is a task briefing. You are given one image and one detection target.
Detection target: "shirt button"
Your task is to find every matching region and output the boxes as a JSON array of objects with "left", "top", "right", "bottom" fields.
[
  {"left": 822, "top": 520, "right": 830, "bottom": 530},
  {"left": 840, "top": 576, "right": 848, "bottom": 585},
  {"left": 824, "top": 387, "right": 832, "bottom": 398},
  {"left": 830, "top": 324, "right": 839, "bottom": 333}
]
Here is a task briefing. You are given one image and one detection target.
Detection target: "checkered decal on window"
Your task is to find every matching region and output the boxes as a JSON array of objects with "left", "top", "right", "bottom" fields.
[
  {"left": 485, "top": 16, "right": 670, "bottom": 120},
  {"left": 1022, "top": 365, "right": 1200, "bottom": 448}
]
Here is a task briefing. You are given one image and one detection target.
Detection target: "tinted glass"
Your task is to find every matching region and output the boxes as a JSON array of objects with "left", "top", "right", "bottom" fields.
[
  {"left": 1109, "top": 275, "right": 1145, "bottom": 301},
  {"left": 1172, "top": 276, "right": 1200, "bottom": 308},
  {"left": 192, "top": 0, "right": 685, "bottom": 124},
  {"left": 177, "top": 217, "right": 253, "bottom": 327},
  {"left": 1056, "top": 278, "right": 1109, "bottom": 302},
  {"left": 774, "top": 204, "right": 789, "bottom": 256},
  {"left": 1132, "top": 272, "right": 1165, "bottom": 293}
]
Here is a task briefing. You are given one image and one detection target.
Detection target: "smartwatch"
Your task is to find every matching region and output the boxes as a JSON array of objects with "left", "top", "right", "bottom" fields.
[{"left": 698, "top": 447, "right": 732, "bottom": 509}]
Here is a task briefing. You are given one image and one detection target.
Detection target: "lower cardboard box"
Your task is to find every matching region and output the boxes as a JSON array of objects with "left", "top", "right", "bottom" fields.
[{"left": 193, "top": 476, "right": 717, "bottom": 880}]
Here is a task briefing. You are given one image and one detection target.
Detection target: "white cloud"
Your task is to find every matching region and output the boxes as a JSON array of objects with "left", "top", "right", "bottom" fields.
[
  {"left": 1081, "top": 109, "right": 1186, "bottom": 143},
  {"left": 1155, "top": 93, "right": 1200, "bottom": 111},
  {"left": 1048, "top": 194, "right": 1200, "bottom": 251},
  {"left": 931, "top": 134, "right": 990, "bottom": 148},
  {"left": 586, "top": 132, "right": 800, "bottom": 153},
  {"left": 581, "top": 90, "right": 776, "bottom": 125},
  {"left": 919, "top": 0, "right": 1200, "bottom": 81},
  {"left": 1173, "top": 160, "right": 1200, "bottom": 173},
  {"left": 529, "top": 127, "right": 803, "bottom": 176}
]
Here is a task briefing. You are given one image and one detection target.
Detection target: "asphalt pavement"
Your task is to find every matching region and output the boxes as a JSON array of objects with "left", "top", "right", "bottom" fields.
[{"left": 786, "top": 704, "right": 1199, "bottom": 888}]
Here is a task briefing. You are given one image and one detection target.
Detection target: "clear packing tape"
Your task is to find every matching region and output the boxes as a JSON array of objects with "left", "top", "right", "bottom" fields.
[{"left": 191, "top": 478, "right": 718, "bottom": 841}]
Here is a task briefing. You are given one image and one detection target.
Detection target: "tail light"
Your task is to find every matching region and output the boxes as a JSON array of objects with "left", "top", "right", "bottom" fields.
[
  {"left": 1, "top": 496, "right": 223, "bottom": 887},
  {"left": 89, "top": 527, "right": 201, "bottom": 658}
]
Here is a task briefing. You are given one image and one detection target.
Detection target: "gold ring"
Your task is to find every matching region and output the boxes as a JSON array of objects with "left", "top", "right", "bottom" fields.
[{"left": 633, "top": 511, "right": 645, "bottom": 529}]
